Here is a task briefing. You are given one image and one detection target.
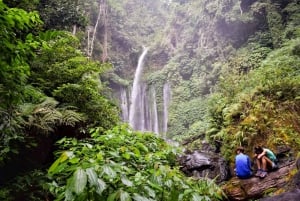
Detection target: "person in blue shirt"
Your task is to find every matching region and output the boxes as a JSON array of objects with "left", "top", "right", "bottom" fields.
[
  {"left": 254, "top": 146, "right": 278, "bottom": 178},
  {"left": 235, "top": 146, "right": 252, "bottom": 179}
]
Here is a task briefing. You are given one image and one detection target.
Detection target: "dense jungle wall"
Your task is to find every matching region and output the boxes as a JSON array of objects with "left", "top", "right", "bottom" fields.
[{"left": 94, "top": 0, "right": 300, "bottom": 142}]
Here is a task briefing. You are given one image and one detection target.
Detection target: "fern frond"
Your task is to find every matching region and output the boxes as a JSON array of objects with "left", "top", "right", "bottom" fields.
[
  {"left": 20, "top": 97, "right": 84, "bottom": 134},
  {"left": 60, "top": 109, "right": 85, "bottom": 126}
]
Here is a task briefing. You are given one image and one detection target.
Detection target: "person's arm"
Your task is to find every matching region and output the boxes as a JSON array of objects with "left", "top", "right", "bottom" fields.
[
  {"left": 257, "top": 149, "right": 266, "bottom": 159},
  {"left": 234, "top": 156, "right": 237, "bottom": 168},
  {"left": 247, "top": 156, "right": 252, "bottom": 169}
]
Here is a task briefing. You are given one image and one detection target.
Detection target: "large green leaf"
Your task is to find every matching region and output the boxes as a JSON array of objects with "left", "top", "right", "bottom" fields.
[
  {"left": 107, "top": 191, "right": 118, "bottom": 201},
  {"left": 132, "top": 194, "right": 153, "bottom": 201},
  {"left": 119, "top": 190, "right": 131, "bottom": 201},
  {"left": 48, "top": 151, "right": 72, "bottom": 175},
  {"left": 144, "top": 186, "right": 155, "bottom": 198},
  {"left": 102, "top": 165, "right": 116, "bottom": 178},
  {"left": 191, "top": 193, "right": 204, "bottom": 201},
  {"left": 95, "top": 178, "right": 107, "bottom": 195},
  {"left": 121, "top": 175, "right": 133, "bottom": 187},
  {"left": 72, "top": 168, "right": 87, "bottom": 194},
  {"left": 86, "top": 168, "right": 98, "bottom": 186}
]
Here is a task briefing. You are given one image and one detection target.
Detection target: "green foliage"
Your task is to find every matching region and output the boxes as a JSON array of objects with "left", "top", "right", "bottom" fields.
[
  {"left": 30, "top": 31, "right": 119, "bottom": 130},
  {"left": 21, "top": 97, "right": 85, "bottom": 134},
  {"left": 48, "top": 124, "right": 225, "bottom": 201},
  {"left": 3, "top": 0, "right": 40, "bottom": 11},
  {"left": 0, "top": 1, "right": 118, "bottom": 176},
  {"left": 53, "top": 78, "right": 119, "bottom": 130},
  {"left": 0, "top": 94, "right": 84, "bottom": 165},
  {"left": 38, "top": 0, "right": 87, "bottom": 30},
  {"left": 167, "top": 97, "right": 208, "bottom": 140},
  {"left": 207, "top": 38, "right": 300, "bottom": 160},
  {"left": 0, "top": 169, "right": 50, "bottom": 201},
  {"left": 265, "top": 3, "right": 284, "bottom": 48},
  {"left": 0, "top": 1, "right": 44, "bottom": 164},
  {"left": 223, "top": 46, "right": 271, "bottom": 74},
  {"left": 30, "top": 32, "right": 94, "bottom": 94},
  {"left": 0, "top": 1, "right": 42, "bottom": 108}
]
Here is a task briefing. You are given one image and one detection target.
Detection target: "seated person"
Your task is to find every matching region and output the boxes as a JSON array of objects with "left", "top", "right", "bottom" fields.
[
  {"left": 235, "top": 146, "right": 252, "bottom": 179},
  {"left": 254, "top": 146, "right": 278, "bottom": 178}
]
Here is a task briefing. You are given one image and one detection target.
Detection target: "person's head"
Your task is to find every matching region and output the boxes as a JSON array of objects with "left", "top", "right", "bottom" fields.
[
  {"left": 236, "top": 146, "right": 245, "bottom": 154},
  {"left": 254, "top": 146, "right": 263, "bottom": 154}
]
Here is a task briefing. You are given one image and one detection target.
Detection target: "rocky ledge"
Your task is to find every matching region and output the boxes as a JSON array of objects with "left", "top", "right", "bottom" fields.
[
  {"left": 222, "top": 161, "right": 296, "bottom": 200},
  {"left": 179, "top": 142, "right": 300, "bottom": 201}
]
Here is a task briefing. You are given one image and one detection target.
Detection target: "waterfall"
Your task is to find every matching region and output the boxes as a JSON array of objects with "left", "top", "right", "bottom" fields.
[
  {"left": 144, "top": 87, "right": 151, "bottom": 131},
  {"left": 120, "top": 87, "right": 129, "bottom": 122},
  {"left": 129, "top": 47, "right": 148, "bottom": 130},
  {"left": 126, "top": 47, "right": 171, "bottom": 135},
  {"left": 163, "top": 82, "right": 171, "bottom": 134},
  {"left": 139, "top": 84, "right": 146, "bottom": 131},
  {"left": 150, "top": 86, "right": 159, "bottom": 134}
]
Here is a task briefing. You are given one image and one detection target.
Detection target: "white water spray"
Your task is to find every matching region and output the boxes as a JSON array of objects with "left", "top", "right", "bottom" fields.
[
  {"left": 120, "top": 87, "right": 129, "bottom": 122},
  {"left": 129, "top": 47, "right": 148, "bottom": 130},
  {"left": 150, "top": 86, "right": 159, "bottom": 134},
  {"left": 163, "top": 82, "right": 171, "bottom": 135}
]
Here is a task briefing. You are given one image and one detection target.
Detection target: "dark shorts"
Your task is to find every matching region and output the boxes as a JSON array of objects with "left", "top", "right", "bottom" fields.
[
  {"left": 237, "top": 175, "right": 252, "bottom": 179},
  {"left": 237, "top": 172, "right": 252, "bottom": 179}
]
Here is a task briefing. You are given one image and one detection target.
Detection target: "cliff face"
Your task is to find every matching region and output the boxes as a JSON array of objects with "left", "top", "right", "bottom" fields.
[
  {"left": 92, "top": 1, "right": 300, "bottom": 199},
  {"left": 100, "top": 0, "right": 300, "bottom": 140}
]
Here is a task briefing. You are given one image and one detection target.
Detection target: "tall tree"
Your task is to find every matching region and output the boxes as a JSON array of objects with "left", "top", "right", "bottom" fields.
[{"left": 38, "top": 0, "right": 86, "bottom": 31}]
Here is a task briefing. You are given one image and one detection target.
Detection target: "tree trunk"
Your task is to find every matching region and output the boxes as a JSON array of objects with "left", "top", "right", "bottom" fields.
[
  {"left": 72, "top": 25, "right": 77, "bottom": 35},
  {"left": 88, "top": 0, "right": 102, "bottom": 57},
  {"left": 101, "top": 0, "right": 108, "bottom": 62},
  {"left": 239, "top": 1, "right": 243, "bottom": 15}
]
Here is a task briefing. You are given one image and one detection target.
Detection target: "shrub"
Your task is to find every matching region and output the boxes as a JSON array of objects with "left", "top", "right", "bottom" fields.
[{"left": 48, "top": 124, "right": 225, "bottom": 201}]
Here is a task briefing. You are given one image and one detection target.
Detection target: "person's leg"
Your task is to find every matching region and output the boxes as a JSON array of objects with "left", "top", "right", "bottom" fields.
[
  {"left": 255, "top": 158, "right": 263, "bottom": 176},
  {"left": 264, "top": 156, "right": 273, "bottom": 168},
  {"left": 264, "top": 157, "right": 278, "bottom": 170},
  {"left": 260, "top": 156, "right": 270, "bottom": 178},
  {"left": 261, "top": 156, "right": 267, "bottom": 171},
  {"left": 256, "top": 158, "right": 262, "bottom": 169}
]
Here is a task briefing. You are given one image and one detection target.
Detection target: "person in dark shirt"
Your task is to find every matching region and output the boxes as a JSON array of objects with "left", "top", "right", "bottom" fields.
[{"left": 235, "top": 146, "right": 252, "bottom": 179}]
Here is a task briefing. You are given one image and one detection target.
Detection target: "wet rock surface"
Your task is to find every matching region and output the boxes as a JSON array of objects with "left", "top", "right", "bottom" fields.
[
  {"left": 179, "top": 149, "right": 230, "bottom": 183},
  {"left": 179, "top": 143, "right": 300, "bottom": 200},
  {"left": 259, "top": 189, "right": 300, "bottom": 201}
]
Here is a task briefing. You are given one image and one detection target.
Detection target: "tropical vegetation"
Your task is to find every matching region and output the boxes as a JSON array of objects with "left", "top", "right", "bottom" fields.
[{"left": 0, "top": 0, "right": 300, "bottom": 200}]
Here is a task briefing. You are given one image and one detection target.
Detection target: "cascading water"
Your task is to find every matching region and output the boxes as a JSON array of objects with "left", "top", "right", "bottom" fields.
[
  {"left": 124, "top": 47, "right": 171, "bottom": 135},
  {"left": 163, "top": 82, "right": 171, "bottom": 135},
  {"left": 150, "top": 86, "right": 159, "bottom": 134},
  {"left": 129, "top": 47, "right": 148, "bottom": 130},
  {"left": 138, "top": 83, "right": 146, "bottom": 131},
  {"left": 120, "top": 87, "right": 129, "bottom": 122}
]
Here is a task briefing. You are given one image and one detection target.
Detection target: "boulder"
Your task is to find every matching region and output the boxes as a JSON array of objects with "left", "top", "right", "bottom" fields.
[
  {"left": 179, "top": 150, "right": 230, "bottom": 183},
  {"left": 259, "top": 189, "right": 300, "bottom": 201}
]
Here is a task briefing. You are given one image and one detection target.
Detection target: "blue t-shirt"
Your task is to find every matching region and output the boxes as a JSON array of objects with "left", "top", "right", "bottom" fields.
[{"left": 235, "top": 153, "right": 252, "bottom": 179}]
